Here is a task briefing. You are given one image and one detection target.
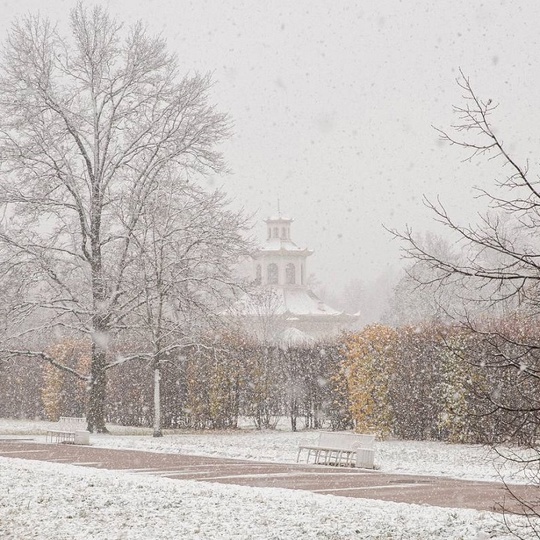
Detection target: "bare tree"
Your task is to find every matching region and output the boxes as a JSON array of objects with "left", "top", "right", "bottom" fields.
[
  {"left": 393, "top": 70, "right": 540, "bottom": 527},
  {"left": 383, "top": 233, "right": 466, "bottom": 327},
  {"left": 125, "top": 173, "right": 250, "bottom": 436},
  {"left": 396, "top": 72, "right": 540, "bottom": 306},
  {"left": 0, "top": 4, "right": 229, "bottom": 431},
  {"left": 233, "top": 286, "right": 284, "bottom": 343}
]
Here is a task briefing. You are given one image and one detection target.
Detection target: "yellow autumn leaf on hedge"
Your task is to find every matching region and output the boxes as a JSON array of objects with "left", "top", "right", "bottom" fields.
[{"left": 342, "top": 325, "right": 397, "bottom": 437}]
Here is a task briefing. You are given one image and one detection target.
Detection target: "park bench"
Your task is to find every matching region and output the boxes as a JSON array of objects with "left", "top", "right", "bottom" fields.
[
  {"left": 46, "top": 416, "right": 90, "bottom": 445},
  {"left": 297, "top": 432, "right": 375, "bottom": 468}
]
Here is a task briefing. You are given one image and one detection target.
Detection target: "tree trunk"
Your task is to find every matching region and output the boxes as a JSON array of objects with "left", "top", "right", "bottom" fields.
[
  {"left": 290, "top": 410, "right": 297, "bottom": 432},
  {"left": 153, "top": 364, "right": 163, "bottom": 437},
  {"left": 87, "top": 346, "right": 108, "bottom": 433}
]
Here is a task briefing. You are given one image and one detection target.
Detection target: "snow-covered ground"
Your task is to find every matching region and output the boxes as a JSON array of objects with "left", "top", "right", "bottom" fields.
[
  {"left": 0, "top": 419, "right": 537, "bottom": 539},
  {"left": 0, "top": 456, "right": 525, "bottom": 540},
  {"left": 0, "top": 418, "right": 530, "bottom": 483}
]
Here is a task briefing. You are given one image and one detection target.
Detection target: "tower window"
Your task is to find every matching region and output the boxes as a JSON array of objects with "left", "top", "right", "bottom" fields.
[
  {"left": 255, "top": 264, "right": 262, "bottom": 285},
  {"left": 285, "top": 263, "right": 295, "bottom": 285},
  {"left": 273, "top": 227, "right": 279, "bottom": 238},
  {"left": 268, "top": 263, "right": 278, "bottom": 284}
]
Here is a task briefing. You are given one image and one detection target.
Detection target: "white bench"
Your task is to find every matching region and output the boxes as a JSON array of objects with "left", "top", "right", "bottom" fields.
[
  {"left": 46, "top": 417, "right": 90, "bottom": 445},
  {"left": 297, "top": 432, "right": 375, "bottom": 468}
]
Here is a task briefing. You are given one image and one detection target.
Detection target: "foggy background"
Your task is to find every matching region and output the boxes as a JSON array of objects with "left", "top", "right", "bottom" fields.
[{"left": 2, "top": 0, "right": 539, "bottom": 322}]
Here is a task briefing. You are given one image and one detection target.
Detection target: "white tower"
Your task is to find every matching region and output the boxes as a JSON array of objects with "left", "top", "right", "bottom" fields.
[
  {"left": 244, "top": 215, "right": 357, "bottom": 340},
  {"left": 252, "top": 216, "right": 313, "bottom": 288}
]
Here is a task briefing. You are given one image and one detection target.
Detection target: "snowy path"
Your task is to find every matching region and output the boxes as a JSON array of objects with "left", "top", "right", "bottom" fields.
[
  {"left": 0, "top": 419, "right": 530, "bottom": 484},
  {"left": 1, "top": 440, "right": 533, "bottom": 514},
  {"left": 0, "top": 449, "right": 531, "bottom": 540}
]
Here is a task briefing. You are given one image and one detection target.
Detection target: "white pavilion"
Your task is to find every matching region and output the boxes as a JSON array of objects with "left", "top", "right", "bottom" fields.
[{"left": 235, "top": 215, "right": 357, "bottom": 343}]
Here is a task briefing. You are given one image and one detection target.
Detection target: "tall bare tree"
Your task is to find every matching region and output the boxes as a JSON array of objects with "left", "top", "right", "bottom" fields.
[
  {"left": 0, "top": 4, "right": 229, "bottom": 431},
  {"left": 394, "top": 71, "right": 540, "bottom": 527},
  {"left": 125, "top": 174, "right": 250, "bottom": 437}
]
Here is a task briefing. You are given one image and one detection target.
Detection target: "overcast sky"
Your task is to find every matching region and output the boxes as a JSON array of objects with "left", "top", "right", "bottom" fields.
[{"left": 1, "top": 0, "right": 540, "bottom": 296}]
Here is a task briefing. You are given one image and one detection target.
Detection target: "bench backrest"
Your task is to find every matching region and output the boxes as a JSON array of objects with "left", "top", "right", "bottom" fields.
[
  {"left": 318, "top": 432, "right": 375, "bottom": 451},
  {"left": 58, "top": 417, "right": 87, "bottom": 431}
]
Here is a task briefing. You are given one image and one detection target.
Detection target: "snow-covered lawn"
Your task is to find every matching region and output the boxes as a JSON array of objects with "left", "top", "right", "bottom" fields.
[
  {"left": 0, "top": 456, "right": 525, "bottom": 540},
  {"left": 0, "top": 419, "right": 537, "bottom": 539}
]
